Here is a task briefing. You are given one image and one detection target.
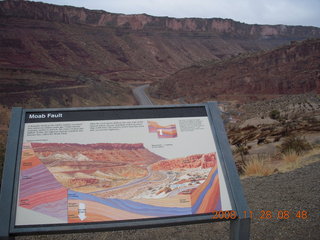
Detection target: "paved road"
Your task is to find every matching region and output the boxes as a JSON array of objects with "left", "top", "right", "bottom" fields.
[{"left": 132, "top": 84, "right": 154, "bottom": 105}]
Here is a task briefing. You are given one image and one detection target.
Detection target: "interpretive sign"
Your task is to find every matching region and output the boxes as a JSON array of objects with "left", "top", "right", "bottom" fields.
[{"left": 0, "top": 103, "right": 250, "bottom": 239}]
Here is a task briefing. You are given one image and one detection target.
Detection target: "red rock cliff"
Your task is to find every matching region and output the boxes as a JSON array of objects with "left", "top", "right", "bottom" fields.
[{"left": 1, "top": 1, "right": 320, "bottom": 38}]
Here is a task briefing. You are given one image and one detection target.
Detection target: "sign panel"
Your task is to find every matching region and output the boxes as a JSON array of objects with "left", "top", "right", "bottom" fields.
[{"left": 15, "top": 106, "right": 232, "bottom": 226}]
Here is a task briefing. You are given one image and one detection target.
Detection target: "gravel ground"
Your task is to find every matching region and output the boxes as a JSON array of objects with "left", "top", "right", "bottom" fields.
[{"left": 15, "top": 161, "right": 320, "bottom": 240}]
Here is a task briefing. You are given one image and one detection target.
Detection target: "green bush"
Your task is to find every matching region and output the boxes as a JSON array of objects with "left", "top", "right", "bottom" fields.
[
  {"left": 279, "top": 136, "right": 312, "bottom": 155},
  {"left": 269, "top": 110, "right": 280, "bottom": 120}
]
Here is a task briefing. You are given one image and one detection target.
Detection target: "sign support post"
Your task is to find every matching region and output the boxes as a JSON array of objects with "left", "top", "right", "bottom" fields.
[
  {"left": 230, "top": 217, "right": 251, "bottom": 240},
  {"left": 0, "top": 107, "right": 23, "bottom": 240}
]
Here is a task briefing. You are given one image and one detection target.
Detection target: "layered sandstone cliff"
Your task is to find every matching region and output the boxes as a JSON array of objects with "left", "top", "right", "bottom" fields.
[{"left": 1, "top": 1, "right": 320, "bottom": 37}]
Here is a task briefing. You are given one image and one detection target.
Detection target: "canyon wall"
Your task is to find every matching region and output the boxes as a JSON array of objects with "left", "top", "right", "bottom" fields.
[
  {"left": 1, "top": 1, "right": 320, "bottom": 38},
  {"left": 151, "top": 39, "right": 320, "bottom": 102}
]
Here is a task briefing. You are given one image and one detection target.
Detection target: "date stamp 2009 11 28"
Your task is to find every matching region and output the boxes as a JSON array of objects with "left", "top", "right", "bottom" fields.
[{"left": 211, "top": 210, "right": 309, "bottom": 220}]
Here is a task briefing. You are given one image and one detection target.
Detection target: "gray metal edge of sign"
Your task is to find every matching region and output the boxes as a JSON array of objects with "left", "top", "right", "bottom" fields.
[
  {"left": 206, "top": 102, "right": 250, "bottom": 217},
  {"left": 204, "top": 103, "right": 236, "bottom": 211},
  {"left": 9, "top": 109, "right": 27, "bottom": 235},
  {"left": 22, "top": 103, "right": 207, "bottom": 112},
  {"left": 0, "top": 107, "right": 23, "bottom": 238},
  {"left": 2, "top": 103, "right": 249, "bottom": 237},
  {"left": 206, "top": 102, "right": 250, "bottom": 240}
]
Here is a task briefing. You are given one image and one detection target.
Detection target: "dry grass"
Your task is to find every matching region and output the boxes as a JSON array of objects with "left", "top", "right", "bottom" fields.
[
  {"left": 278, "top": 146, "right": 320, "bottom": 172},
  {"left": 243, "top": 155, "right": 274, "bottom": 177},
  {"left": 241, "top": 145, "right": 320, "bottom": 177},
  {"left": 280, "top": 151, "right": 301, "bottom": 171},
  {"left": 282, "top": 150, "right": 299, "bottom": 163}
]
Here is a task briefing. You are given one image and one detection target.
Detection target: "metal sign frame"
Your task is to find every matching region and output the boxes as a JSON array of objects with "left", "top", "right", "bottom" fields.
[{"left": 0, "top": 102, "right": 250, "bottom": 239}]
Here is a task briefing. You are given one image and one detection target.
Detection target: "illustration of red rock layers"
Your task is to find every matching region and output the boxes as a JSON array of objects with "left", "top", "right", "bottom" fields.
[
  {"left": 148, "top": 121, "right": 177, "bottom": 138},
  {"left": 19, "top": 143, "right": 68, "bottom": 222},
  {"left": 152, "top": 152, "right": 221, "bottom": 214},
  {"left": 18, "top": 142, "right": 222, "bottom": 225},
  {"left": 190, "top": 164, "right": 221, "bottom": 213}
]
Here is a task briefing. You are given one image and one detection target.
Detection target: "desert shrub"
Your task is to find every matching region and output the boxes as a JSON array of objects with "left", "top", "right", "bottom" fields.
[
  {"left": 243, "top": 155, "right": 273, "bottom": 177},
  {"left": 269, "top": 109, "right": 280, "bottom": 120},
  {"left": 282, "top": 150, "right": 299, "bottom": 163},
  {"left": 280, "top": 150, "right": 304, "bottom": 170},
  {"left": 279, "top": 136, "right": 312, "bottom": 155},
  {"left": 233, "top": 143, "right": 249, "bottom": 165}
]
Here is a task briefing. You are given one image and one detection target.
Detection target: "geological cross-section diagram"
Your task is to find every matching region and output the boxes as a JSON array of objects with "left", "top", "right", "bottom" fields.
[
  {"left": 16, "top": 116, "right": 231, "bottom": 225},
  {"left": 18, "top": 142, "right": 221, "bottom": 223}
]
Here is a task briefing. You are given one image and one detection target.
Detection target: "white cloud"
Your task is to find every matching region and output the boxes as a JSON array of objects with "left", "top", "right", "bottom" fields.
[{"left": 31, "top": 0, "right": 320, "bottom": 27}]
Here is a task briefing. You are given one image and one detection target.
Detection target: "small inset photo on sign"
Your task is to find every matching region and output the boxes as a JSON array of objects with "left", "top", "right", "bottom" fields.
[{"left": 148, "top": 121, "right": 178, "bottom": 138}]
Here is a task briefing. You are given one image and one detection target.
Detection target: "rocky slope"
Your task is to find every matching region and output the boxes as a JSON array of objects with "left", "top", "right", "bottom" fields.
[{"left": 151, "top": 39, "right": 320, "bottom": 103}]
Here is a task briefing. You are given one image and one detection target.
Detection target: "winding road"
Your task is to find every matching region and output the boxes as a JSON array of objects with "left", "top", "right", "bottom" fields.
[{"left": 132, "top": 84, "right": 154, "bottom": 105}]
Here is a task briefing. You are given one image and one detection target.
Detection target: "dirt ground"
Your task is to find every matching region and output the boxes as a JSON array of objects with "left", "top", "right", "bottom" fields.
[{"left": 14, "top": 160, "right": 319, "bottom": 240}]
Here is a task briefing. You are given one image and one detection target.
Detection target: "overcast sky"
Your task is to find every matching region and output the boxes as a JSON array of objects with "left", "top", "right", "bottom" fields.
[{"left": 31, "top": 0, "right": 320, "bottom": 27}]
